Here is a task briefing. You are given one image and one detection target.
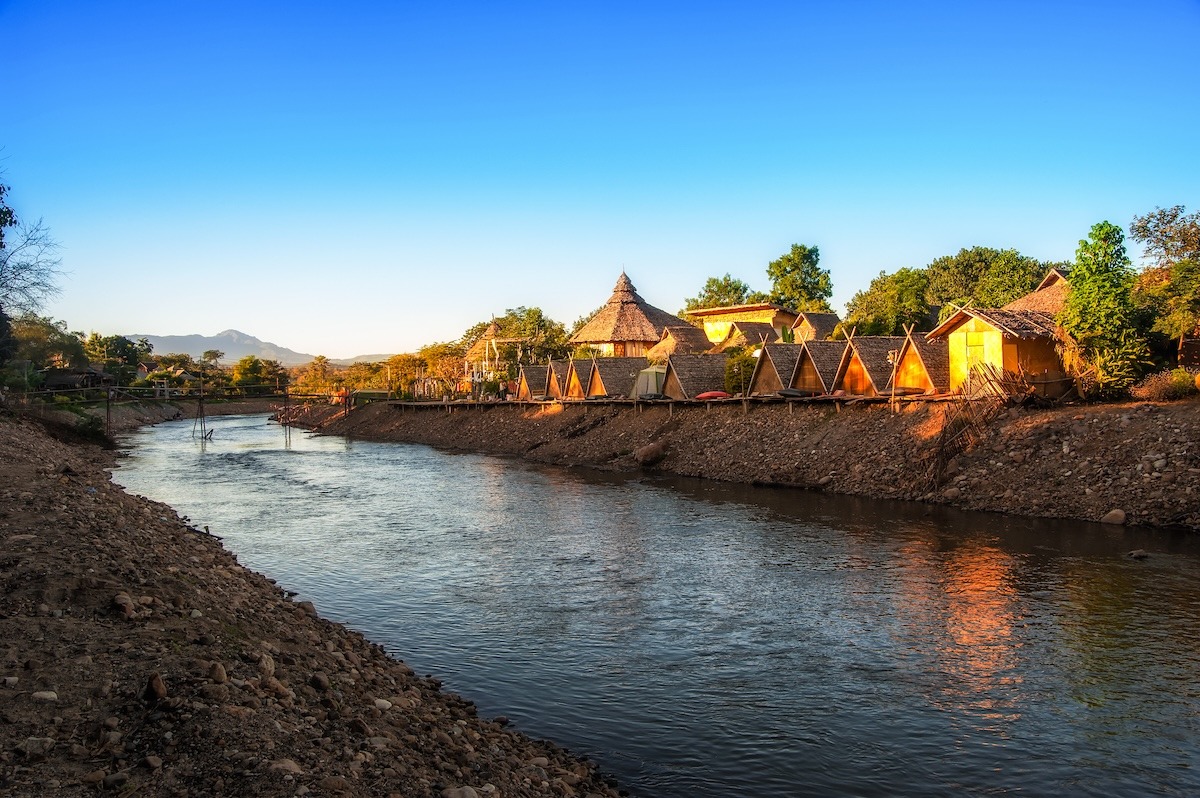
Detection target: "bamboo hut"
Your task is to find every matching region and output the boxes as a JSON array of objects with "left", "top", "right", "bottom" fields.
[
  {"left": 748, "top": 343, "right": 804, "bottom": 396},
  {"left": 563, "top": 359, "right": 592, "bottom": 400},
  {"left": 712, "top": 321, "right": 779, "bottom": 353},
  {"left": 646, "top": 325, "right": 713, "bottom": 363},
  {"left": 546, "top": 359, "right": 569, "bottom": 399},
  {"left": 890, "top": 327, "right": 951, "bottom": 395},
  {"left": 587, "top": 357, "right": 645, "bottom": 398},
  {"left": 569, "top": 273, "right": 688, "bottom": 357},
  {"left": 683, "top": 303, "right": 799, "bottom": 345},
  {"left": 662, "top": 354, "right": 730, "bottom": 400},
  {"left": 925, "top": 308, "right": 1064, "bottom": 396},
  {"left": 516, "top": 364, "right": 549, "bottom": 401},
  {"left": 831, "top": 335, "right": 905, "bottom": 397},
  {"left": 791, "top": 311, "right": 842, "bottom": 342},
  {"left": 791, "top": 339, "right": 846, "bottom": 395}
]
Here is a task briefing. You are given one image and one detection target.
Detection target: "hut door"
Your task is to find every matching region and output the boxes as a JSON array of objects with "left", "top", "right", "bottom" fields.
[{"left": 614, "top": 343, "right": 626, "bottom": 357}]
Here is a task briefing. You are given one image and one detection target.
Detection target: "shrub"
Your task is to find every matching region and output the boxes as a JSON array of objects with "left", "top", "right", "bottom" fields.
[{"left": 1130, "top": 368, "right": 1200, "bottom": 401}]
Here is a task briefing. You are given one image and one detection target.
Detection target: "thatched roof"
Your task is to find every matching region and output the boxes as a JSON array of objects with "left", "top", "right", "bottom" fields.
[
  {"left": 898, "top": 330, "right": 950, "bottom": 392},
  {"left": 792, "top": 312, "right": 841, "bottom": 340},
  {"left": 714, "top": 321, "right": 779, "bottom": 352},
  {"left": 646, "top": 325, "right": 713, "bottom": 362},
  {"left": 756, "top": 343, "right": 804, "bottom": 389},
  {"left": 548, "top": 359, "right": 569, "bottom": 383},
  {"left": 1002, "top": 270, "right": 1070, "bottom": 314},
  {"left": 570, "top": 273, "right": 688, "bottom": 344},
  {"left": 589, "top": 357, "right": 646, "bottom": 398},
  {"left": 684, "top": 302, "right": 794, "bottom": 319},
  {"left": 798, "top": 340, "right": 846, "bottom": 392},
  {"left": 565, "top": 358, "right": 592, "bottom": 396},
  {"left": 518, "top": 365, "right": 548, "bottom": 398},
  {"left": 927, "top": 308, "right": 1058, "bottom": 340},
  {"left": 837, "top": 335, "right": 905, "bottom": 393},
  {"left": 665, "top": 354, "right": 729, "bottom": 398}
]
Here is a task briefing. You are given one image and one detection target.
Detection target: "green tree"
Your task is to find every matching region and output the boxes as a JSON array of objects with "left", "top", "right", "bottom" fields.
[
  {"left": 10, "top": 314, "right": 86, "bottom": 368},
  {"left": 925, "top": 246, "right": 1057, "bottom": 309},
  {"left": 294, "top": 355, "right": 336, "bottom": 393},
  {"left": 82, "top": 333, "right": 152, "bottom": 384},
  {"left": 231, "top": 355, "right": 267, "bottom": 392},
  {"left": 384, "top": 353, "right": 424, "bottom": 396},
  {"left": 1131, "top": 205, "right": 1200, "bottom": 349},
  {"left": 342, "top": 361, "right": 385, "bottom": 390},
  {"left": 461, "top": 307, "right": 571, "bottom": 370},
  {"left": 844, "top": 268, "right": 931, "bottom": 335},
  {"left": 681, "top": 273, "right": 753, "bottom": 314},
  {"left": 765, "top": 244, "right": 832, "bottom": 312},
  {"left": 724, "top": 347, "right": 757, "bottom": 395}
]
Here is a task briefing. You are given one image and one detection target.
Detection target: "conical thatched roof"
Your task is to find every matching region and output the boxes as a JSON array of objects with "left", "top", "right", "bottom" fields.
[
  {"left": 569, "top": 273, "right": 688, "bottom": 344},
  {"left": 646, "top": 325, "right": 713, "bottom": 362}
]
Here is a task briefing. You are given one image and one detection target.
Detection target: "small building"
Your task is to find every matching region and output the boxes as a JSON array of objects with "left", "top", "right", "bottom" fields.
[
  {"left": 662, "top": 354, "right": 730, "bottom": 400},
  {"left": 831, "top": 335, "right": 905, "bottom": 397},
  {"left": 563, "top": 359, "right": 592, "bottom": 400},
  {"left": 684, "top": 303, "right": 799, "bottom": 345},
  {"left": 587, "top": 357, "right": 645, "bottom": 399},
  {"left": 516, "top": 365, "right": 548, "bottom": 401},
  {"left": 712, "top": 321, "right": 779, "bottom": 353},
  {"left": 792, "top": 340, "right": 846, "bottom": 395},
  {"left": 748, "top": 343, "right": 804, "bottom": 396},
  {"left": 464, "top": 321, "right": 524, "bottom": 385},
  {"left": 569, "top": 273, "right": 688, "bottom": 358},
  {"left": 791, "top": 311, "right": 842, "bottom": 342},
  {"left": 925, "top": 308, "right": 1063, "bottom": 395},
  {"left": 545, "top": 360, "right": 569, "bottom": 399},
  {"left": 890, "top": 328, "right": 951, "bottom": 395},
  {"left": 646, "top": 325, "right": 713, "bottom": 363}
]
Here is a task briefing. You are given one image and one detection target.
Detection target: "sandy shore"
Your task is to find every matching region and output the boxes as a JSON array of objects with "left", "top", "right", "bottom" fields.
[{"left": 0, "top": 407, "right": 623, "bottom": 798}]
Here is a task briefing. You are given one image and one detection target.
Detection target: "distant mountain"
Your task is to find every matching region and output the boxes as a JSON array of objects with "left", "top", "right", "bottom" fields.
[{"left": 128, "top": 330, "right": 319, "bottom": 367}]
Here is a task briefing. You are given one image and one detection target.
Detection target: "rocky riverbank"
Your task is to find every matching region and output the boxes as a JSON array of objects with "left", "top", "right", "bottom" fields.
[
  {"left": 291, "top": 397, "right": 1199, "bottom": 531},
  {"left": 0, "top": 409, "right": 623, "bottom": 798}
]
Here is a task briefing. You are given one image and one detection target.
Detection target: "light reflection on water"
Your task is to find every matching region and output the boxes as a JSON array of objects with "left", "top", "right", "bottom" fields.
[{"left": 113, "top": 414, "right": 1200, "bottom": 798}]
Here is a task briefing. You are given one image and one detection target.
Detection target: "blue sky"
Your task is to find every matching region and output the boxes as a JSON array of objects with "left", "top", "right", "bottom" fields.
[{"left": 4, "top": 1, "right": 1198, "bottom": 358}]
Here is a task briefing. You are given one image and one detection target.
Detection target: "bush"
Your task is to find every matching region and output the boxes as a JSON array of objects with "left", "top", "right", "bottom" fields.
[{"left": 1130, "top": 368, "right": 1200, "bottom": 401}]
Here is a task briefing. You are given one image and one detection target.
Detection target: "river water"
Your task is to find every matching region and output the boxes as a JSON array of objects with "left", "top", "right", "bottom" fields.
[{"left": 111, "top": 414, "right": 1200, "bottom": 797}]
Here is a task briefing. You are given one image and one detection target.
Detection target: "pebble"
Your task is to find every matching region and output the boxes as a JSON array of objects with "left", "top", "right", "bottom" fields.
[
  {"left": 442, "top": 788, "right": 480, "bottom": 798},
  {"left": 4, "top": 676, "right": 18, "bottom": 688},
  {"left": 374, "top": 698, "right": 393, "bottom": 711},
  {"left": 269, "top": 758, "right": 304, "bottom": 774},
  {"left": 209, "top": 661, "right": 228, "bottom": 684},
  {"left": 310, "top": 671, "right": 331, "bottom": 691},
  {"left": 1100, "top": 509, "right": 1127, "bottom": 525},
  {"left": 31, "top": 690, "right": 58, "bottom": 702},
  {"left": 144, "top": 755, "right": 164, "bottom": 769},
  {"left": 103, "top": 771, "right": 130, "bottom": 789}
]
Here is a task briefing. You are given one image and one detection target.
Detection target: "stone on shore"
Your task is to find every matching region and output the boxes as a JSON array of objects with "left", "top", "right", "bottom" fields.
[{"left": 1101, "top": 509, "right": 1127, "bottom": 525}]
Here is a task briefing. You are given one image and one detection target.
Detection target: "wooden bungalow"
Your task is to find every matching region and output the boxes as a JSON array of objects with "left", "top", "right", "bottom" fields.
[
  {"left": 515, "top": 364, "right": 549, "bottom": 401},
  {"left": 546, "top": 359, "right": 569, "bottom": 399},
  {"left": 791, "top": 311, "right": 842, "bottom": 342},
  {"left": 662, "top": 354, "right": 730, "bottom": 400},
  {"left": 562, "top": 359, "right": 592, "bottom": 400},
  {"left": 587, "top": 357, "right": 645, "bottom": 399},
  {"left": 791, "top": 340, "right": 846, "bottom": 395},
  {"left": 569, "top": 273, "right": 689, "bottom": 357},
  {"left": 831, "top": 335, "right": 905, "bottom": 397},
  {"left": 748, "top": 343, "right": 804, "bottom": 396},
  {"left": 684, "top": 303, "right": 799, "bottom": 346},
  {"left": 890, "top": 327, "right": 951, "bottom": 395},
  {"left": 646, "top": 324, "right": 713, "bottom": 363},
  {"left": 713, "top": 321, "right": 779, "bottom": 353},
  {"left": 925, "top": 308, "right": 1065, "bottom": 396}
]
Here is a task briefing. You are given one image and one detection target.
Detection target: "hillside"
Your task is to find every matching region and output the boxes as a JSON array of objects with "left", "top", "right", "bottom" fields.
[{"left": 125, "top": 330, "right": 394, "bottom": 367}]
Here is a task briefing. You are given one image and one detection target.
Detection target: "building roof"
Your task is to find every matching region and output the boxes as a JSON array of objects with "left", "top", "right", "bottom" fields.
[
  {"left": 589, "top": 357, "right": 646, "bottom": 397},
  {"left": 684, "top": 302, "right": 795, "bottom": 318},
  {"left": 1002, "top": 270, "right": 1071, "bottom": 314},
  {"left": 898, "top": 329, "right": 950, "bottom": 392},
  {"left": 714, "top": 321, "right": 779, "bottom": 352},
  {"left": 665, "top": 353, "right": 729, "bottom": 398},
  {"left": 547, "top": 359, "right": 569, "bottom": 382},
  {"left": 800, "top": 340, "right": 847, "bottom": 392},
  {"left": 792, "top": 312, "right": 842, "bottom": 340},
  {"left": 757, "top": 343, "right": 804, "bottom": 389},
  {"left": 927, "top": 308, "right": 1058, "bottom": 340},
  {"left": 837, "top": 335, "right": 905, "bottom": 393},
  {"left": 565, "top": 358, "right": 592, "bottom": 395},
  {"left": 645, "top": 324, "right": 713, "bottom": 362},
  {"left": 518, "top": 365, "right": 548, "bottom": 397},
  {"left": 569, "top": 273, "right": 689, "bottom": 344}
]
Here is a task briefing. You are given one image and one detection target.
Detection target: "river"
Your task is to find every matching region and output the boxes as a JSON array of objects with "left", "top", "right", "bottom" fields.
[{"left": 112, "top": 413, "right": 1200, "bottom": 797}]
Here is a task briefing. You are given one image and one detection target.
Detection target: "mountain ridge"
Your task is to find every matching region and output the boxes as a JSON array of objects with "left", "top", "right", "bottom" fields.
[{"left": 123, "top": 330, "right": 392, "bottom": 367}]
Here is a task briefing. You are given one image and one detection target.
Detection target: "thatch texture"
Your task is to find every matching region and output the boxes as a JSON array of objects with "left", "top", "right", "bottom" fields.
[
  {"left": 749, "top": 344, "right": 804, "bottom": 396},
  {"left": 569, "top": 273, "right": 688, "bottom": 345},
  {"left": 646, "top": 325, "right": 713, "bottom": 362},
  {"left": 563, "top": 359, "right": 592, "bottom": 399},
  {"left": 928, "top": 309, "right": 1057, "bottom": 340},
  {"left": 792, "top": 312, "right": 842, "bottom": 341},
  {"left": 892, "top": 331, "right": 950, "bottom": 394},
  {"left": 834, "top": 335, "right": 905, "bottom": 396},
  {"left": 792, "top": 340, "right": 846, "bottom": 394},
  {"left": 588, "top": 357, "right": 646, "bottom": 398},
  {"left": 663, "top": 354, "right": 730, "bottom": 399},
  {"left": 516, "top": 365, "right": 548, "bottom": 400},
  {"left": 714, "top": 322, "right": 779, "bottom": 352},
  {"left": 546, "top": 360, "right": 569, "bottom": 399},
  {"left": 1002, "top": 270, "right": 1070, "bottom": 314}
]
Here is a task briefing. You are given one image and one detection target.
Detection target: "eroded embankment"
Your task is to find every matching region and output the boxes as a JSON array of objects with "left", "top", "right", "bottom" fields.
[
  {"left": 0, "top": 413, "right": 623, "bottom": 798},
  {"left": 294, "top": 398, "right": 1200, "bottom": 531}
]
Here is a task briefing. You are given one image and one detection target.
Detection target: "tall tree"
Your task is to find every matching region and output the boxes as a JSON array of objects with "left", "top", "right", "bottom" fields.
[
  {"left": 765, "top": 244, "right": 833, "bottom": 312},
  {"left": 1131, "top": 205, "right": 1200, "bottom": 347},
  {"left": 10, "top": 314, "right": 87, "bottom": 368},
  {"left": 925, "top": 246, "right": 1057, "bottom": 309},
  {"left": 1130, "top": 205, "right": 1200, "bottom": 268},
  {"left": 681, "top": 274, "right": 753, "bottom": 314},
  {"left": 844, "top": 268, "right": 932, "bottom": 335}
]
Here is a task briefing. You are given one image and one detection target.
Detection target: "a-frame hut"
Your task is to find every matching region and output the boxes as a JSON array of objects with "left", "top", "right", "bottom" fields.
[
  {"left": 563, "top": 359, "right": 592, "bottom": 400},
  {"left": 791, "top": 312, "right": 842, "bottom": 342},
  {"left": 791, "top": 340, "right": 846, "bottom": 395},
  {"left": 569, "top": 273, "right": 689, "bottom": 358},
  {"left": 890, "top": 327, "right": 950, "bottom": 395},
  {"left": 646, "top": 325, "right": 713, "bottom": 363},
  {"left": 831, "top": 335, "right": 905, "bottom": 397},
  {"left": 663, "top": 354, "right": 730, "bottom": 400},
  {"left": 516, "top": 364, "right": 549, "bottom": 401},
  {"left": 587, "top": 357, "right": 645, "bottom": 399},
  {"left": 713, "top": 321, "right": 779, "bottom": 352},
  {"left": 546, "top": 360, "right": 569, "bottom": 399},
  {"left": 748, "top": 343, "right": 804, "bottom": 396}
]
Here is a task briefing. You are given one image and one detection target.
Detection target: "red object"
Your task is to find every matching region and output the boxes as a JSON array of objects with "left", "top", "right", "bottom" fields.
[{"left": 694, "top": 391, "right": 731, "bottom": 400}]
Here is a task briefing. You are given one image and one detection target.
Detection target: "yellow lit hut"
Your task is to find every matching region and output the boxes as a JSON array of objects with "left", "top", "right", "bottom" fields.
[
  {"left": 713, "top": 321, "right": 779, "bottom": 353},
  {"left": 516, "top": 364, "right": 549, "bottom": 401},
  {"left": 890, "top": 327, "right": 951, "bottom": 396},
  {"left": 748, "top": 343, "right": 804, "bottom": 396},
  {"left": 684, "top": 303, "right": 799, "bottom": 346},
  {"left": 546, "top": 359, "right": 569, "bottom": 399},
  {"left": 925, "top": 308, "right": 1064, "bottom": 396},
  {"left": 563, "top": 359, "right": 593, "bottom": 400},
  {"left": 569, "top": 273, "right": 689, "bottom": 357},
  {"left": 646, "top": 324, "right": 713, "bottom": 363},
  {"left": 791, "top": 311, "right": 842, "bottom": 342},
  {"left": 587, "top": 357, "right": 645, "bottom": 399},
  {"left": 831, "top": 335, "right": 905, "bottom": 397},
  {"left": 663, "top": 354, "right": 730, "bottom": 400},
  {"left": 792, "top": 339, "right": 846, "bottom": 395}
]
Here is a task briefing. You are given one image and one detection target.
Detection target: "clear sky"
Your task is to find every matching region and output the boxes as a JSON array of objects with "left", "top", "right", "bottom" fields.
[{"left": 4, "top": 1, "right": 1198, "bottom": 359}]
